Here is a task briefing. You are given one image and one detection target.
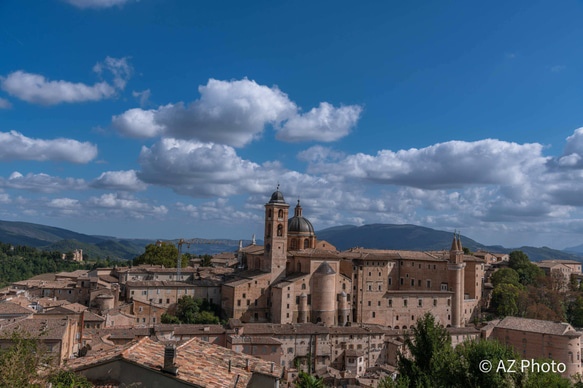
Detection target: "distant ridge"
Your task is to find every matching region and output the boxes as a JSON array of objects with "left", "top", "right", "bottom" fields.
[{"left": 316, "top": 224, "right": 583, "bottom": 262}]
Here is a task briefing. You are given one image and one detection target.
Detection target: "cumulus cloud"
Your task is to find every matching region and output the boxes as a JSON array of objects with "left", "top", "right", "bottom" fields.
[
  {"left": 0, "top": 131, "right": 98, "bottom": 164},
  {"left": 137, "top": 138, "right": 265, "bottom": 197},
  {"left": 0, "top": 97, "right": 12, "bottom": 109},
  {"left": 1, "top": 57, "right": 132, "bottom": 105},
  {"left": 0, "top": 172, "right": 87, "bottom": 193},
  {"left": 90, "top": 170, "right": 147, "bottom": 192},
  {"left": 177, "top": 198, "right": 262, "bottom": 223},
  {"left": 111, "top": 78, "right": 362, "bottom": 146},
  {"left": 61, "top": 0, "right": 137, "bottom": 9},
  {"left": 307, "top": 139, "right": 547, "bottom": 189},
  {"left": 87, "top": 193, "right": 167, "bottom": 218},
  {"left": 277, "top": 103, "right": 362, "bottom": 142}
]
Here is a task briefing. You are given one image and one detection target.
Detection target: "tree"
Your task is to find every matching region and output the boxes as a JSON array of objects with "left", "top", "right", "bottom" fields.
[
  {"left": 47, "top": 369, "right": 93, "bottom": 388},
  {"left": 165, "top": 296, "right": 222, "bottom": 324},
  {"left": 509, "top": 250, "right": 530, "bottom": 269},
  {"left": 491, "top": 268, "right": 522, "bottom": 288},
  {"left": 397, "top": 312, "right": 451, "bottom": 387},
  {"left": 133, "top": 243, "right": 189, "bottom": 268},
  {"left": 296, "top": 371, "right": 327, "bottom": 388},
  {"left": 492, "top": 283, "right": 522, "bottom": 317},
  {"left": 462, "top": 247, "right": 471, "bottom": 255},
  {"left": 201, "top": 254, "right": 213, "bottom": 267},
  {"left": 0, "top": 331, "right": 54, "bottom": 388},
  {"left": 508, "top": 250, "right": 544, "bottom": 286},
  {"left": 439, "top": 339, "right": 524, "bottom": 388},
  {"left": 522, "top": 358, "right": 571, "bottom": 388},
  {"left": 161, "top": 313, "right": 180, "bottom": 324}
]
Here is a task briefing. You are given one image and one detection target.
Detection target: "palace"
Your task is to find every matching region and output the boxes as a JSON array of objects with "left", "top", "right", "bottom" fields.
[{"left": 221, "top": 186, "right": 486, "bottom": 329}]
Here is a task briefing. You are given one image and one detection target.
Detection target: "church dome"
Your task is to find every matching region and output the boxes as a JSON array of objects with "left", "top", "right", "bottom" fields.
[
  {"left": 288, "top": 216, "right": 314, "bottom": 234},
  {"left": 269, "top": 185, "right": 286, "bottom": 204}
]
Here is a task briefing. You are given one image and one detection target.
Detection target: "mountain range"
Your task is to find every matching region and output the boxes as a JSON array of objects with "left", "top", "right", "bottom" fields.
[{"left": 0, "top": 219, "right": 581, "bottom": 263}]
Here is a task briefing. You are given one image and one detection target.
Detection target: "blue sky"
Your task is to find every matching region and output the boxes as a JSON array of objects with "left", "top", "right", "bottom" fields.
[{"left": 1, "top": 0, "right": 583, "bottom": 249}]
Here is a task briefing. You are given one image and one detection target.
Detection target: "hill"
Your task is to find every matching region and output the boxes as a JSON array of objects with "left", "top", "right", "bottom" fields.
[{"left": 316, "top": 224, "right": 583, "bottom": 262}]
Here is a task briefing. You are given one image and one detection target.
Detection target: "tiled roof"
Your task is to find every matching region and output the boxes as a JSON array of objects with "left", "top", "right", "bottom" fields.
[
  {"left": 288, "top": 248, "right": 340, "bottom": 259},
  {"left": 0, "top": 301, "right": 35, "bottom": 315},
  {"left": 228, "top": 335, "right": 282, "bottom": 345},
  {"left": 0, "top": 318, "right": 69, "bottom": 340},
  {"left": 495, "top": 317, "right": 581, "bottom": 336},
  {"left": 61, "top": 303, "right": 89, "bottom": 312},
  {"left": 83, "top": 311, "right": 105, "bottom": 322},
  {"left": 125, "top": 279, "right": 220, "bottom": 287},
  {"left": 154, "top": 324, "right": 226, "bottom": 335},
  {"left": 239, "top": 323, "right": 330, "bottom": 336},
  {"left": 239, "top": 245, "right": 264, "bottom": 254},
  {"left": 67, "top": 337, "right": 283, "bottom": 387},
  {"left": 344, "top": 349, "right": 364, "bottom": 357}
]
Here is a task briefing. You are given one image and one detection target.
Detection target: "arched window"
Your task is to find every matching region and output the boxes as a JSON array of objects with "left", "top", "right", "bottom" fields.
[
  {"left": 277, "top": 224, "right": 283, "bottom": 236},
  {"left": 301, "top": 283, "right": 306, "bottom": 290},
  {"left": 268, "top": 209, "right": 272, "bottom": 219},
  {"left": 290, "top": 239, "right": 297, "bottom": 249},
  {"left": 342, "top": 283, "right": 346, "bottom": 290},
  {"left": 304, "top": 239, "right": 309, "bottom": 249},
  {"left": 278, "top": 209, "right": 283, "bottom": 218}
]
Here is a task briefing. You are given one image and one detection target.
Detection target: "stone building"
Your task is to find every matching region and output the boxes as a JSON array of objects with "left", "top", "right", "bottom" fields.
[
  {"left": 482, "top": 317, "right": 582, "bottom": 378},
  {"left": 222, "top": 187, "right": 484, "bottom": 328}
]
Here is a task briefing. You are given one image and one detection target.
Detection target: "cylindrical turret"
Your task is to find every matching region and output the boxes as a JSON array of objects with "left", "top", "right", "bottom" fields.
[
  {"left": 311, "top": 261, "right": 336, "bottom": 326},
  {"left": 298, "top": 292, "right": 308, "bottom": 323},
  {"left": 338, "top": 291, "right": 350, "bottom": 326}
]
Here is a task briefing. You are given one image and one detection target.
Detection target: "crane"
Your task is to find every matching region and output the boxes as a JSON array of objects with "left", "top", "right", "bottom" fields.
[{"left": 155, "top": 236, "right": 255, "bottom": 278}]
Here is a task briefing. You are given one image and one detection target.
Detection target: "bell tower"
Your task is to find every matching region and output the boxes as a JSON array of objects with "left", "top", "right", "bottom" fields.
[
  {"left": 263, "top": 185, "right": 289, "bottom": 283},
  {"left": 448, "top": 231, "right": 465, "bottom": 327}
]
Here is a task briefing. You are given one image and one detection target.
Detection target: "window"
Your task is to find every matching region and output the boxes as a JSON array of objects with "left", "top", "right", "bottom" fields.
[
  {"left": 441, "top": 283, "right": 448, "bottom": 291},
  {"left": 388, "top": 277, "right": 392, "bottom": 286},
  {"left": 302, "top": 283, "right": 306, "bottom": 290},
  {"left": 447, "top": 299, "right": 451, "bottom": 306},
  {"left": 418, "top": 299, "right": 423, "bottom": 307},
  {"left": 426, "top": 280, "right": 431, "bottom": 288},
  {"left": 368, "top": 301, "right": 371, "bottom": 306},
  {"left": 400, "top": 278, "right": 404, "bottom": 285},
  {"left": 433, "top": 299, "right": 437, "bottom": 307},
  {"left": 304, "top": 239, "right": 309, "bottom": 249},
  {"left": 388, "top": 299, "right": 392, "bottom": 307},
  {"left": 277, "top": 224, "right": 283, "bottom": 236},
  {"left": 372, "top": 312, "right": 376, "bottom": 318},
  {"left": 247, "top": 300, "right": 250, "bottom": 306},
  {"left": 278, "top": 209, "right": 283, "bottom": 219},
  {"left": 166, "top": 299, "right": 170, "bottom": 304},
  {"left": 378, "top": 301, "right": 381, "bottom": 306},
  {"left": 403, "top": 299, "right": 408, "bottom": 307},
  {"left": 243, "top": 293, "right": 246, "bottom": 298},
  {"left": 237, "top": 300, "right": 241, "bottom": 306},
  {"left": 411, "top": 279, "right": 415, "bottom": 286}
]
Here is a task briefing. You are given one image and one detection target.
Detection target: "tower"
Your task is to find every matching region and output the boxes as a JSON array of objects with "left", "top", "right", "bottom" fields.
[
  {"left": 448, "top": 232, "right": 465, "bottom": 327},
  {"left": 263, "top": 185, "right": 290, "bottom": 283}
]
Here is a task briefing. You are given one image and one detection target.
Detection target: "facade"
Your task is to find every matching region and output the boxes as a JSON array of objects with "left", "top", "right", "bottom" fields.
[
  {"left": 483, "top": 317, "right": 582, "bottom": 378},
  {"left": 222, "top": 187, "right": 485, "bottom": 329}
]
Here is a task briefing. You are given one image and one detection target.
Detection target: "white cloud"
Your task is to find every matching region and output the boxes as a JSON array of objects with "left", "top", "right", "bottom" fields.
[
  {"left": 132, "top": 89, "right": 151, "bottom": 107},
  {"left": 61, "top": 0, "right": 137, "bottom": 9},
  {"left": 0, "top": 172, "right": 87, "bottom": 193},
  {"left": 111, "top": 107, "right": 165, "bottom": 138},
  {"left": 297, "top": 145, "right": 345, "bottom": 163},
  {"left": 111, "top": 78, "right": 362, "bottom": 146},
  {"left": 0, "top": 97, "right": 12, "bottom": 109},
  {"left": 1, "top": 57, "right": 131, "bottom": 105},
  {"left": 1, "top": 71, "right": 115, "bottom": 105},
  {"left": 137, "top": 138, "right": 265, "bottom": 197},
  {"left": 277, "top": 103, "right": 362, "bottom": 142},
  {"left": 87, "top": 193, "right": 167, "bottom": 218},
  {"left": 0, "top": 131, "right": 98, "bottom": 164},
  {"left": 90, "top": 170, "right": 147, "bottom": 191},
  {"left": 177, "top": 198, "right": 262, "bottom": 223},
  {"left": 93, "top": 56, "right": 133, "bottom": 90},
  {"left": 307, "top": 139, "right": 547, "bottom": 189}
]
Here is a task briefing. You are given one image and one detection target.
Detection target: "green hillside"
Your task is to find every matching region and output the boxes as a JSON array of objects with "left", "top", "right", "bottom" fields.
[{"left": 44, "top": 239, "right": 145, "bottom": 261}]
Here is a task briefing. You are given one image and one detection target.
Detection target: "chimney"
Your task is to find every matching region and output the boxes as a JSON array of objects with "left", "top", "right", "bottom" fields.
[
  {"left": 163, "top": 344, "right": 179, "bottom": 375},
  {"left": 246, "top": 358, "right": 250, "bottom": 371},
  {"left": 229, "top": 359, "right": 232, "bottom": 373}
]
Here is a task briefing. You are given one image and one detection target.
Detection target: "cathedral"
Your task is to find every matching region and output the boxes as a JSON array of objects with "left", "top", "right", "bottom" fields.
[{"left": 221, "top": 187, "right": 485, "bottom": 328}]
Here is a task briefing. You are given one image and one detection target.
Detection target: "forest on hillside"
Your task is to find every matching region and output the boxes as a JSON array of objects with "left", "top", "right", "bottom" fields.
[{"left": 0, "top": 242, "right": 127, "bottom": 287}]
